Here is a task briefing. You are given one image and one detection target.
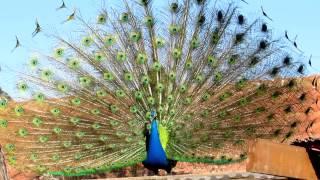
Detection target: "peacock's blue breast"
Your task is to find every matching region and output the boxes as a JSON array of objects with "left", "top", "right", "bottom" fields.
[{"left": 143, "top": 120, "right": 169, "bottom": 168}]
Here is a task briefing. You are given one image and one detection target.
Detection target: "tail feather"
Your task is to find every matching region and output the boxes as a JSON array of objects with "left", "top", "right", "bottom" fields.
[
  {"left": 0, "top": 0, "right": 317, "bottom": 176},
  {"left": 0, "top": 97, "right": 146, "bottom": 176},
  {"left": 166, "top": 76, "right": 319, "bottom": 163}
]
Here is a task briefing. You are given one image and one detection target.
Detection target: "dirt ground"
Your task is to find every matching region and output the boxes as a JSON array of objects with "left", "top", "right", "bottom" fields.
[{"left": 7, "top": 161, "right": 247, "bottom": 180}]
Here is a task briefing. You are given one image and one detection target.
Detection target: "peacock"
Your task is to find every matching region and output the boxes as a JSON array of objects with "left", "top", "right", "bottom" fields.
[{"left": 0, "top": 0, "right": 318, "bottom": 177}]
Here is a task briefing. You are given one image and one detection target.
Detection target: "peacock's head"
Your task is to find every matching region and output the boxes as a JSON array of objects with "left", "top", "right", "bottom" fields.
[{"left": 150, "top": 109, "right": 157, "bottom": 120}]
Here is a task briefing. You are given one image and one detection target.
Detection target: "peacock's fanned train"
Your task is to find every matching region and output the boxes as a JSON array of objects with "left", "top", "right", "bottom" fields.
[{"left": 0, "top": 0, "right": 318, "bottom": 176}]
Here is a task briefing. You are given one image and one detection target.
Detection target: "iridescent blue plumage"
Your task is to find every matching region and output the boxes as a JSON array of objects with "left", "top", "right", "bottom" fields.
[
  {"left": 143, "top": 120, "right": 169, "bottom": 167},
  {"left": 142, "top": 110, "right": 176, "bottom": 173}
]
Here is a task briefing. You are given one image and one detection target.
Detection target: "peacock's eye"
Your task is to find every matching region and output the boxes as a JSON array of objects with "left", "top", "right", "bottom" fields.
[
  {"left": 169, "top": 109, "right": 176, "bottom": 116},
  {"left": 249, "top": 57, "right": 259, "bottom": 67},
  {"left": 156, "top": 83, "right": 164, "bottom": 92},
  {"left": 68, "top": 59, "right": 80, "bottom": 69},
  {"left": 124, "top": 72, "right": 133, "bottom": 81},
  {"left": 185, "top": 60, "right": 193, "bottom": 69},
  {"left": 172, "top": 48, "right": 182, "bottom": 59},
  {"left": 97, "top": 13, "right": 107, "bottom": 24},
  {"left": 261, "top": 23, "right": 268, "bottom": 32},
  {"left": 297, "top": 65, "right": 304, "bottom": 74},
  {"left": 259, "top": 40, "right": 267, "bottom": 50},
  {"left": 135, "top": 91, "right": 143, "bottom": 99},
  {"left": 7, "top": 156, "right": 17, "bottom": 165},
  {"left": 96, "top": 90, "right": 107, "bottom": 97},
  {"left": 74, "top": 167, "right": 83, "bottom": 173},
  {"left": 90, "top": 108, "right": 100, "bottom": 115},
  {"left": 115, "top": 89, "right": 125, "bottom": 98},
  {"left": 54, "top": 48, "right": 65, "bottom": 58},
  {"left": 196, "top": 74, "right": 204, "bottom": 83},
  {"left": 152, "top": 62, "right": 161, "bottom": 71},
  {"left": 104, "top": 35, "right": 116, "bottom": 46},
  {"left": 15, "top": 105, "right": 24, "bottom": 116},
  {"left": 53, "top": 127, "right": 62, "bottom": 134},
  {"left": 34, "top": 93, "right": 45, "bottom": 102},
  {"left": 103, "top": 72, "right": 114, "bottom": 81},
  {"left": 52, "top": 154, "right": 60, "bottom": 161},
  {"left": 116, "top": 52, "right": 127, "bottom": 62},
  {"left": 228, "top": 55, "right": 237, "bottom": 65},
  {"left": 184, "top": 97, "right": 192, "bottom": 105},
  {"left": 144, "top": 16, "right": 154, "bottom": 27},
  {"left": 18, "top": 128, "right": 29, "bottom": 137},
  {"left": 202, "top": 92, "right": 210, "bottom": 101},
  {"left": 191, "top": 38, "right": 200, "bottom": 49},
  {"left": 0, "top": 99, "right": 8, "bottom": 109},
  {"left": 136, "top": 53, "right": 147, "bottom": 64},
  {"left": 239, "top": 98, "right": 248, "bottom": 106},
  {"left": 39, "top": 135, "right": 49, "bottom": 143},
  {"left": 57, "top": 83, "right": 69, "bottom": 93},
  {"left": 170, "top": 3, "right": 178, "bottom": 13},
  {"left": 79, "top": 76, "right": 92, "bottom": 87},
  {"left": 169, "top": 72, "right": 176, "bottom": 80},
  {"left": 110, "top": 104, "right": 119, "bottom": 113},
  {"left": 119, "top": 12, "right": 129, "bottom": 22},
  {"left": 158, "top": 106, "right": 164, "bottom": 113},
  {"left": 130, "top": 105, "right": 138, "bottom": 113},
  {"left": 238, "top": 14, "right": 245, "bottom": 25},
  {"left": 75, "top": 131, "right": 85, "bottom": 138},
  {"left": 217, "top": 10, "right": 223, "bottom": 22},
  {"left": 155, "top": 37, "right": 165, "bottom": 48},
  {"left": 30, "top": 153, "right": 39, "bottom": 162},
  {"left": 179, "top": 84, "right": 187, "bottom": 93},
  {"left": 82, "top": 36, "right": 93, "bottom": 47},
  {"left": 18, "top": 82, "right": 28, "bottom": 92},
  {"left": 129, "top": 32, "right": 141, "bottom": 42},
  {"left": 99, "top": 135, "right": 108, "bottom": 142},
  {"left": 92, "top": 123, "right": 101, "bottom": 130},
  {"left": 141, "top": 75, "right": 150, "bottom": 85},
  {"left": 5, "top": 144, "right": 15, "bottom": 152},
  {"left": 51, "top": 108, "right": 61, "bottom": 116},
  {"left": 70, "top": 117, "right": 80, "bottom": 125},
  {"left": 0, "top": 119, "right": 8, "bottom": 128},
  {"left": 29, "top": 57, "right": 39, "bottom": 68},
  {"left": 63, "top": 141, "right": 72, "bottom": 148},
  {"left": 63, "top": 167, "right": 72, "bottom": 173},
  {"left": 169, "top": 24, "right": 181, "bottom": 34},
  {"left": 31, "top": 60, "right": 37, "bottom": 65},
  {"left": 214, "top": 72, "right": 222, "bottom": 81},
  {"left": 147, "top": 96, "right": 155, "bottom": 105},
  {"left": 40, "top": 69, "right": 53, "bottom": 81},
  {"left": 140, "top": 0, "right": 148, "bottom": 6},
  {"left": 84, "top": 144, "right": 93, "bottom": 149},
  {"left": 71, "top": 98, "right": 81, "bottom": 106},
  {"left": 94, "top": 52, "right": 105, "bottom": 62},
  {"left": 207, "top": 55, "right": 217, "bottom": 67},
  {"left": 32, "top": 117, "right": 43, "bottom": 127}
]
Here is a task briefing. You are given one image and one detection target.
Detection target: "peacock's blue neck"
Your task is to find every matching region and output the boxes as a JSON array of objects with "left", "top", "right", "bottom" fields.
[{"left": 143, "top": 119, "right": 169, "bottom": 168}]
